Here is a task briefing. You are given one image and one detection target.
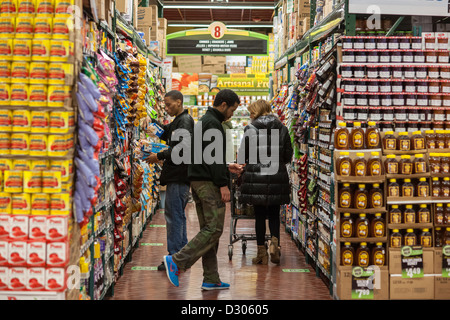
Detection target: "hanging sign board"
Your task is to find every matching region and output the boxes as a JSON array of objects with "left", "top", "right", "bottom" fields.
[
  {"left": 166, "top": 22, "right": 269, "bottom": 56},
  {"left": 349, "top": 0, "right": 450, "bottom": 16}
]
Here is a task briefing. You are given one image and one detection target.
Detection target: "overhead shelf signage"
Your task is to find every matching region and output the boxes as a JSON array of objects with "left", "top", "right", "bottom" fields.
[
  {"left": 166, "top": 22, "right": 269, "bottom": 56},
  {"left": 349, "top": 0, "right": 450, "bottom": 16}
]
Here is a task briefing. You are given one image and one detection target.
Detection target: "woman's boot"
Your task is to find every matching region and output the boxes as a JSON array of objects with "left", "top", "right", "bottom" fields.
[
  {"left": 252, "top": 245, "right": 268, "bottom": 265},
  {"left": 269, "top": 236, "right": 281, "bottom": 264}
]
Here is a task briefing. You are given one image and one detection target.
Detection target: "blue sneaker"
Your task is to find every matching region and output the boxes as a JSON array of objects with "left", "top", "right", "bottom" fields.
[
  {"left": 201, "top": 281, "right": 230, "bottom": 290},
  {"left": 163, "top": 255, "right": 180, "bottom": 287}
]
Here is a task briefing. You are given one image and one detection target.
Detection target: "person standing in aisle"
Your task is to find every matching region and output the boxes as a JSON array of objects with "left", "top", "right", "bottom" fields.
[
  {"left": 237, "top": 99, "right": 293, "bottom": 265},
  {"left": 163, "top": 89, "right": 244, "bottom": 290},
  {"left": 145, "top": 90, "right": 194, "bottom": 271}
]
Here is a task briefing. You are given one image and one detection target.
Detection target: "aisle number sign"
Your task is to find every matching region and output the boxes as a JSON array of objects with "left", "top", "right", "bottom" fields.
[
  {"left": 349, "top": 0, "right": 450, "bottom": 16},
  {"left": 167, "top": 22, "right": 269, "bottom": 56}
]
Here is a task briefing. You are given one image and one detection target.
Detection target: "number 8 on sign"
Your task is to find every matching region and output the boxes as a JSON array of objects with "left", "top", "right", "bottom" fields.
[{"left": 209, "top": 22, "right": 227, "bottom": 39}]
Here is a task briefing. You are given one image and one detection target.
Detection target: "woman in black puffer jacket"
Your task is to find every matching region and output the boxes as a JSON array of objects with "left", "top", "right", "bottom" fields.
[{"left": 237, "top": 100, "right": 293, "bottom": 265}]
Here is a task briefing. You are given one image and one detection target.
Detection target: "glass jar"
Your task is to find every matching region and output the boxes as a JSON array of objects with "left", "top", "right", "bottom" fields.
[
  {"left": 417, "top": 95, "right": 429, "bottom": 107},
  {"left": 343, "top": 50, "right": 355, "bottom": 63},
  {"left": 392, "top": 66, "right": 403, "bottom": 79},
  {"left": 379, "top": 51, "right": 390, "bottom": 63},
  {"left": 377, "top": 38, "right": 388, "bottom": 50},
  {"left": 380, "top": 81, "right": 391, "bottom": 93},
  {"left": 404, "top": 66, "right": 416, "bottom": 79},
  {"left": 392, "top": 81, "right": 403, "bottom": 93},
  {"left": 355, "top": 51, "right": 367, "bottom": 63},
  {"left": 356, "top": 81, "right": 367, "bottom": 92},
  {"left": 429, "top": 81, "right": 440, "bottom": 94},
  {"left": 381, "top": 95, "right": 392, "bottom": 106},
  {"left": 368, "top": 51, "right": 379, "bottom": 63},
  {"left": 391, "top": 51, "right": 402, "bottom": 63},
  {"left": 416, "top": 67, "right": 428, "bottom": 79},
  {"left": 441, "top": 66, "right": 450, "bottom": 79},
  {"left": 428, "top": 66, "right": 440, "bottom": 79},
  {"left": 417, "top": 81, "right": 428, "bottom": 93},
  {"left": 379, "top": 66, "right": 391, "bottom": 78},
  {"left": 368, "top": 95, "right": 380, "bottom": 107},
  {"left": 354, "top": 66, "right": 365, "bottom": 78},
  {"left": 342, "top": 66, "right": 353, "bottom": 78},
  {"left": 344, "top": 80, "right": 356, "bottom": 92},
  {"left": 393, "top": 94, "right": 405, "bottom": 106},
  {"left": 411, "top": 37, "right": 422, "bottom": 50},
  {"left": 406, "top": 95, "right": 417, "bottom": 107},
  {"left": 402, "top": 51, "right": 414, "bottom": 63},
  {"left": 426, "top": 50, "right": 438, "bottom": 63},
  {"left": 388, "top": 37, "right": 400, "bottom": 50},
  {"left": 414, "top": 51, "right": 426, "bottom": 63},
  {"left": 342, "top": 37, "right": 353, "bottom": 49},
  {"left": 367, "top": 66, "right": 378, "bottom": 79}
]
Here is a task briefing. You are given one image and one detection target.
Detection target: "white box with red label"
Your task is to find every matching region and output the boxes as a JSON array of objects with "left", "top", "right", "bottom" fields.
[
  {"left": 46, "top": 216, "right": 68, "bottom": 242},
  {"left": 9, "top": 215, "right": 29, "bottom": 240},
  {"left": 0, "top": 241, "right": 8, "bottom": 266},
  {"left": 0, "top": 266, "right": 8, "bottom": 290},
  {"left": 29, "top": 215, "right": 47, "bottom": 240},
  {"left": 8, "top": 241, "right": 27, "bottom": 267},
  {"left": 0, "top": 214, "right": 9, "bottom": 239},
  {"left": 8, "top": 267, "right": 27, "bottom": 291},
  {"left": 45, "top": 268, "right": 66, "bottom": 291},
  {"left": 26, "top": 267, "right": 45, "bottom": 291},
  {"left": 27, "top": 240, "right": 46, "bottom": 267},
  {"left": 46, "top": 241, "right": 68, "bottom": 267}
]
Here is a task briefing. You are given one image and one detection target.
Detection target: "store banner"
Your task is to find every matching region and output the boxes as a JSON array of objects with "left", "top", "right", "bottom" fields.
[
  {"left": 349, "top": 0, "right": 450, "bottom": 16},
  {"left": 166, "top": 24, "right": 269, "bottom": 56},
  {"left": 172, "top": 73, "right": 270, "bottom": 95}
]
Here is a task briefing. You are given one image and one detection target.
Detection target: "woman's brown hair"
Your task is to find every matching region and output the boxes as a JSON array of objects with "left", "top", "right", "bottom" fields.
[{"left": 247, "top": 99, "right": 272, "bottom": 119}]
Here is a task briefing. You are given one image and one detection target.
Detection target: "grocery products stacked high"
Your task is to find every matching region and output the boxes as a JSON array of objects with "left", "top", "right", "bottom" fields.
[{"left": 0, "top": 0, "right": 77, "bottom": 297}]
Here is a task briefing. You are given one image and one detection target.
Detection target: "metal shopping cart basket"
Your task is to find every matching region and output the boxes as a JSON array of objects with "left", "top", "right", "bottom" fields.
[{"left": 228, "top": 172, "right": 271, "bottom": 261}]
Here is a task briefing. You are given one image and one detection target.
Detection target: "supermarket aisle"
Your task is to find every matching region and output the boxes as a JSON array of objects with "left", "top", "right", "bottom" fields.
[{"left": 107, "top": 202, "right": 332, "bottom": 300}]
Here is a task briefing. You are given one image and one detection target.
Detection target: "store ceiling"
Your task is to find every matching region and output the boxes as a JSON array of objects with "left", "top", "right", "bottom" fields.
[{"left": 163, "top": 0, "right": 276, "bottom": 31}]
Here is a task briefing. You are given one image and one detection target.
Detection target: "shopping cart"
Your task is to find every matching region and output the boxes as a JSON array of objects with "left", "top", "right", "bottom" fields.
[{"left": 228, "top": 172, "right": 271, "bottom": 261}]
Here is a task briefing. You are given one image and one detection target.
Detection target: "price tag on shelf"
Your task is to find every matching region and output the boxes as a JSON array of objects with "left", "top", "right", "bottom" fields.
[
  {"left": 351, "top": 267, "right": 375, "bottom": 300},
  {"left": 401, "top": 246, "right": 424, "bottom": 279}
]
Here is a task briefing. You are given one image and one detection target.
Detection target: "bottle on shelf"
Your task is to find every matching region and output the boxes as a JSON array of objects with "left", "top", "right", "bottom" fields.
[
  {"left": 355, "top": 213, "right": 369, "bottom": 238},
  {"left": 444, "top": 228, "right": 450, "bottom": 245},
  {"left": 390, "top": 229, "right": 402, "bottom": 248},
  {"left": 425, "top": 130, "right": 436, "bottom": 149},
  {"left": 413, "top": 154, "right": 427, "bottom": 174},
  {"left": 420, "top": 228, "right": 432, "bottom": 247},
  {"left": 369, "top": 183, "right": 383, "bottom": 208},
  {"left": 436, "top": 227, "right": 444, "bottom": 247},
  {"left": 436, "top": 203, "right": 445, "bottom": 224},
  {"left": 399, "top": 155, "right": 412, "bottom": 175},
  {"left": 390, "top": 205, "right": 402, "bottom": 224},
  {"left": 397, "top": 132, "right": 411, "bottom": 151},
  {"left": 388, "top": 178, "right": 400, "bottom": 197},
  {"left": 341, "top": 242, "right": 355, "bottom": 266},
  {"left": 350, "top": 121, "right": 365, "bottom": 150},
  {"left": 411, "top": 131, "right": 426, "bottom": 150},
  {"left": 337, "top": 151, "right": 352, "bottom": 176},
  {"left": 353, "top": 152, "right": 367, "bottom": 177},
  {"left": 385, "top": 154, "right": 398, "bottom": 174},
  {"left": 368, "top": 152, "right": 383, "bottom": 176},
  {"left": 383, "top": 130, "right": 397, "bottom": 151},
  {"left": 442, "top": 177, "right": 450, "bottom": 197},
  {"left": 339, "top": 183, "right": 352, "bottom": 208},
  {"left": 341, "top": 213, "right": 354, "bottom": 238},
  {"left": 335, "top": 122, "right": 350, "bottom": 150},
  {"left": 417, "top": 178, "right": 429, "bottom": 197},
  {"left": 445, "top": 204, "right": 450, "bottom": 224},
  {"left": 402, "top": 179, "right": 414, "bottom": 197},
  {"left": 371, "top": 242, "right": 386, "bottom": 267},
  {"left": 432, "top": 177, "right": 441, "bottom": 197},
  {"left": 404, "top": 229, "right": 417, "bottom": 246},
  {"left": 354, "top": 184, "right": 369, "bottom": 209},
  {"left": 417, "top": 204, "right": 431, "bottom": 223},
  {"left": 370, "top": 213, "right": 385, "bottom": 238},
  {"left": 366, "top": 121, "right": 381, "bottom": 149},
  {"left": 356, "top": 242, "right": 370, "bottom": 267},
  {"left": 404, "top": 205, "right": 416, "bottom": 224}
]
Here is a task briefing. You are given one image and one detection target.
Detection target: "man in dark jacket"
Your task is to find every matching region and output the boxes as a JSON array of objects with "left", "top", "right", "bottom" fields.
[
  {"left": 163, "top": 89, "right": 243, "bottom": 290},
  {"left": 146, "top": 90, "right": 194, "bottom": 271}
]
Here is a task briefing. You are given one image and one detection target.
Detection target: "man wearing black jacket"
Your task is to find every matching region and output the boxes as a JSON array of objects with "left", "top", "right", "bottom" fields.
[
  {"left": 163, "top": 89, "right": 244, "bottom": 290},
  {"left": 146, "top": 90, "right": 194, "bottom": 271}
]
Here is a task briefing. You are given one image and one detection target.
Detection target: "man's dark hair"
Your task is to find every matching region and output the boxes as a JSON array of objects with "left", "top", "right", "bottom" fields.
[
  {"left": 213, "top": 89, "right": 240, "bottom": 108},
  {"left": 165, "top": 90, "right": 184, "bottom": 104}
]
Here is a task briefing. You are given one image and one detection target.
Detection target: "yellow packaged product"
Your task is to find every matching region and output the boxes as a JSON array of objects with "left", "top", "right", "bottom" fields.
[
  {"left": 30, "top": 160, "right": 49, "bottom": 171},
  {"left": 17, "top": 0, "right": 35, "bottom": 15},
  {"left": 61, "top": 180, "right": 72, "bottom": 194},
  {"left": 0, "top": 192, "right": 11, "bottom": 214},
  {"left": 47, "top": 63, "right": 72, "bottom": 85},
  {"left": 11, "top": 109, "right": 30, "bottom": 132},
  {"left": 47, "top": 85, "right": 68, "bottom": 107},
  {"left": 0, "top": 110, "right": 12, "bottom": 132},
  {"left": 30, "top": 111, "right": 49, "bottom": 133},
  {"left": 12, "top": 39, "right": 32, "bottom": 61},
  {"left": 65, "top": 133, "right": 73, "bottom": 149},
  {"left": 42, "top": 170, "right": 61, "bottom": 193},
  {"left": 12, "top": 193, "right": 30, "bottom": 215},
  {"left": 0, "top": 61, "right": 11, "bottom": 83},
  {"left": 0, "top": 39, "right": 13, "bottom": 61},
  {"left": 29, "top": 62, "right": 48, "bottom": 84},
  {"left": 10, "top": 84, "right": 29, "bottom": 106},
  {"left": 23, "top": 170, "right": 42, "bottom": 193},
  {"left": 0, "top": 84, "right": 10, "bottom": 106},
  {"left": 49, "top": 111, "right": 68, "bottom": 133},
  {"left": 15, "top": 16, "right": 33, "bottom": 39},
  {"left": 11, "top": 62, "right": 29, "bottom": 83},
  {"left": 0, "top": 159, "right": 13, "bottom": 172},
  {"left": 50, "top": 192, "right": 69, "bottom": 215},
  {"left": 35, "top": 0, "right": 53, "bottom": 15},
  {"left": 67, "top": 111, "right": 74, "bottom": 127},
  {"left": 10, "top": 133, "right": 29, "bottom": 155},
  {"left": 29, "top": 84, "right": 47, "bottom": 107},
  {"left": 54, "top": 0, "right": 72, "bottom": 15},
  {"left": 4, "top": 170, "right": 23, "bottom": 193},
  {"left": 49, "top": 40, "right": 69, "bottom": 62},
  {"left": 0, "top": 0, "right": 17, "bottom": 14},
  {"left": 29, "top": 134, "right": 47, "bottom": 156},
  {"left": 0, "top": 133, "right": 10, "bottom": 155},
  {"left": 31, "top": 193, "right": 49, "bottom": 215},
  {"left": 52, "top": 17, "right": 71, "bottom": 40},
  {"left": 31, "top": 39, "right": 50, "bottom": 61},
  {"left": 67, "top": 158, "right": 72, "bottom": 174},
  {"left": 34, "top": 16, "right": 52, "bottom": 38},
  {"left": 0, "top": 16, "right": 15, "bottom": 38},
  {"left": 47, "top": 134, "right": 66, "bottom": 156},
  {"left": 12, "top": 159, "right": 30, "bottom": 171},
  {"left": 50, "top": 160, "right": 68, "bottom": 181}
]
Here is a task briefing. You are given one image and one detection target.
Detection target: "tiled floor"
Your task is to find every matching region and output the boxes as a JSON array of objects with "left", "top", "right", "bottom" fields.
[{"left": 107, "top": 202, "right": 333, "bottom": 300}]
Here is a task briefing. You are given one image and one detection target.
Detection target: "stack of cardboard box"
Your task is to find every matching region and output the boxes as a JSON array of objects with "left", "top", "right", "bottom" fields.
[
  {"left": 136, "top": 5, "right": 158, "bottom": 43},
  {"left": 278, "top": 0, "right": 311, "bottom": 52},
  {"left": 94, "top": 0, "right": 115, "bottom": 28},
  {"left": 202, "top": 56, "right": 226, "bottom": 74},
  {"left": 158, "top": 18, "right": 167, "bottom": 58}
]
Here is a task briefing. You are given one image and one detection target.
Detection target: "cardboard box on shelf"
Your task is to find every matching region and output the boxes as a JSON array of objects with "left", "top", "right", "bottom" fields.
[
  {"left": 336, "top": 266, "right": 389, "bottom": 300},
  {"left": 137, "top": 26, "right": 151, "bottom": 44},
  {"left": 390, "top": 275, "right": 435, "bottom": 300},
  {"left": 158, "top": 17, "right": 167, "bottom": 30},
  {"left": 177, "top": 56, "right": 203, "bottom": 73},
  {"left": 203, "top": 56, "right": 226, "bottom": 65},
  {"left": 202, "top": 64, "right": 225, "bottom": 74},
  {"left": 388, "top": 248, "right": 434, "bottom": 275},
  {"left": 434, "top": 247, "right": 450, "bottom": 299},
  {"left": 301, "top": 17, "right": 311, "bottom": 35},
  {"left": 94, "top": 0, "right": 106, "bottom": 20},
  {"left": 297, "top": 0, "right": 310, "bottom": 16},
  {"left": 137, "top": 5, "right": 158, "bottom": 27}
]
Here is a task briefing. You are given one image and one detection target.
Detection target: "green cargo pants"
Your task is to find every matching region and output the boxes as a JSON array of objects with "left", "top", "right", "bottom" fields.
[{"left": 172, "top": 181, "right": 226, "bottom": 284}]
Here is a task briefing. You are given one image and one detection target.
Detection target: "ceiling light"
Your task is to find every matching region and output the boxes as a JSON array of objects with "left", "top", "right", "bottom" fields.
[{"left": 163, "top": 1, "right": 274, "bottom": 10}]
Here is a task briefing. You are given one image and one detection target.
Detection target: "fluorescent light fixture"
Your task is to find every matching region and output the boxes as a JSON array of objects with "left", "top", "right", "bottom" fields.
[{"left": 163, "top": 2, "right": 274, "bottom": 10}]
